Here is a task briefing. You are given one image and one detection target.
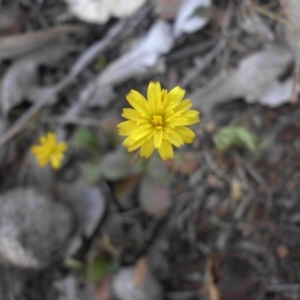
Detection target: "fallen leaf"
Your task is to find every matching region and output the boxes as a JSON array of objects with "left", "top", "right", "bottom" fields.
[
  {"left": 173, "top": 0, "right": 212, "bottom": 38},
  {"left": 86, "top": 20, "right": 174, "bottom": 107},
  {"left": 133, "top": 257, "right": 149, "bottom": 287},
  {"left": 0, "top": 25, "right": 80, "bottom": 60},
  {"left": 57, "top": 175, "right": 107, "bottom": 239},
  {"left": 139, "top": 173, "right": 171, "bottom": 219},
  {"left": 65, "top": 0, "right": 146, "bottom": 24},
  {"left": 102, "top": 19, "right": 173, "bottom": 75},
  {"left": 238, "top": 43, "right": 293, "bottom": 104},
  {"left": 88, "top": 85, "right": 116, "bottom": 108},
  {"left": 112, "top": 266, "right": 163, "bottom": 300},
  {"left": 191, "top": 42, "right": 294, "bottom": 113},
  {"left": 100, "top": 149, "right": 143, "bottom": 181},
  {"left": 260, "top": 79, "right": 293, "bottom": 107},
  {"left": 0, "top": 43, "right": 76, "bottom": 116}
]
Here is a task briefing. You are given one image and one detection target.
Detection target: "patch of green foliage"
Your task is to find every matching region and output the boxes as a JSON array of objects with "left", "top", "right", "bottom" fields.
[
  {"left": 73, "top": 128, "right": 100, "bottom": 152},
  {"left": 86, "top": 254, "right": 119, "bottom": 283},
  {"left": 213, "top": 124, "right": 264, "bottom": 154}
]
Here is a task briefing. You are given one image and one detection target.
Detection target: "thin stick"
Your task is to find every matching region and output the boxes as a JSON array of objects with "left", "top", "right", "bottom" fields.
[
  {"left": 130, "top": 151, "right": 141, "bottom": 165},
  {"left": 0, "top": 20, "right": 128, "bottom": 146}
]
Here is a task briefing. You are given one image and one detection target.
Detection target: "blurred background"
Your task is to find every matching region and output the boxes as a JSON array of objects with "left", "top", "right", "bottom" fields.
[{"left": 0, "top": 0, "right": 300, "bottom": 299}]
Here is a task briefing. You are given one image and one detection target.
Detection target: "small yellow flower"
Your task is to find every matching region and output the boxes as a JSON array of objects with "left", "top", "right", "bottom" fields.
[
  {"left": 31, "top": 132, "right": 67, "bottom": 169},
  {"left": 117, "top": 82, "right": 200, "bottom": 161}
]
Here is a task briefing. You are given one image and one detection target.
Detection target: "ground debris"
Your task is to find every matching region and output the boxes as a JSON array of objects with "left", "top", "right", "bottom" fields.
[{"left": 1, "top": 1, "right": 300, "bottom": 299}]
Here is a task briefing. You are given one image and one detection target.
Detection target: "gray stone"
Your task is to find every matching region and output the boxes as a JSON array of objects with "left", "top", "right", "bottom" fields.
[{"left": 0, "top": 188, "right": 73, "bottom": 269}]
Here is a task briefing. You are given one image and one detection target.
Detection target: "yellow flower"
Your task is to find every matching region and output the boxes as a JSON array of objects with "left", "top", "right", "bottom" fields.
[
  {"left": 117, "top": 82, "right": 200, "bottom": 161},
  {"left": 31, "top": 132, "right": 67, "bottom": 169}
]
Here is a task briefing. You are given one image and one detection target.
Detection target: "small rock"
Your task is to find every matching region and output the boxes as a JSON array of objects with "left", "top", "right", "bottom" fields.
[{"left": 0, "top": 188, "right": 73, "bottom": 269}]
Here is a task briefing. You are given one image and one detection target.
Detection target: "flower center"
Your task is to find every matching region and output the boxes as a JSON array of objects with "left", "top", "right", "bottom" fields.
[{"left": 152, "top": 115, "right": 163, "bottom": 127}]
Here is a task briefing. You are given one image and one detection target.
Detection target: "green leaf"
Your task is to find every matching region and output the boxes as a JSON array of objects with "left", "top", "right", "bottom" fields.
[
  {"left": 73, "top": 128, "right": 100, "bottom": 152},
  {"left": 213, "top": 124, "right": 264, "bottom": 154},
  {"left": 100, "top": 150, "right": 143, "bottom": 181},
  {"left": 86, "top": 256, "right": 109, "bottom": 283},
  {"left": 94, "top": 55, "right": 106, "bottom": 71},
  {"left": 86, "top": 255, "right": 119, "bottom": 283},
  {"left": 84, "top": 156, "right": 102, "bottom": 184}
]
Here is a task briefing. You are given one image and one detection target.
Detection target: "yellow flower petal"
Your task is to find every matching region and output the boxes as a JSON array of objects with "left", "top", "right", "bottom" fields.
[
  {"left": 181, "top": 110, "right": 200, "bottom": 125},
  {"left": 122, "top": 108, "right": 141, "bottom": 120},
  {"left": 40, "top": 136, "right": 47, "bottom": 144},
  {"left": 154, "top": 128, "right": 162, "bottom": 148},
  {"left": 126, "top": 90, "right": 149, "bottom": 114},
  {"left": 127, "top": 137, "right": 146, "bottom": 152},
  {"left": 57, "top": 142, "right": 67, "bottom": 151},
  {"left": 163, "top": 86, "right": 185, "bottom": 110},
  {"left": 147, "top": 81, "right": 156, "bottom": 112},
  {"left": 175, "top": 126, "right": 196, "bottom": 143},
  {"left": 37, "top": 157, "right": 49, "bottom": 166},
  {"left": 154, "top": 82, "right": 162, "bottom": 112},
  {"left": 117, "top": 82, "right": 200, "bottom": 161},
  {"left": 117, "top": 120, "right": 137, "bottom": 136},
  {"left": 31, "top": 146, "right": 44, "bottom": 155},
  {"left": 187, "top": 116, "right": 200, "bottom": 125},
  {"left": 157, "top": 89, "right": 167, "bottom": 115},
  {"left": 167, "top": 117, "right": 189, "bottom": 127},
  {"left": 164, "top": 127, "right": 184, "bottom": 147},
  {"left": 181, "top": 110, "right": 200, "bottom": 118},
  {"left": 51, "top": 156, "right": 61, "bottom": 169},
  {"left": 131, "top": 125, "right": 153, "bottom": 141},
  {"left": 31, "top": 132, "right": 67, "bottom": 170},
  {"left": 123, "top": 136, "right": 136, "bottom": 147},
  {"left": 173, "top": 99, "right": 192, "bottom": 114},
  {"left": 158, "top": 138, "right": 173, "bottom": 161},
  {"left": 140, "top": 137, "right": 155, "bottom": 158},
  {"left": 47, "top": 132, "right": 56, "bottom": 144}
]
